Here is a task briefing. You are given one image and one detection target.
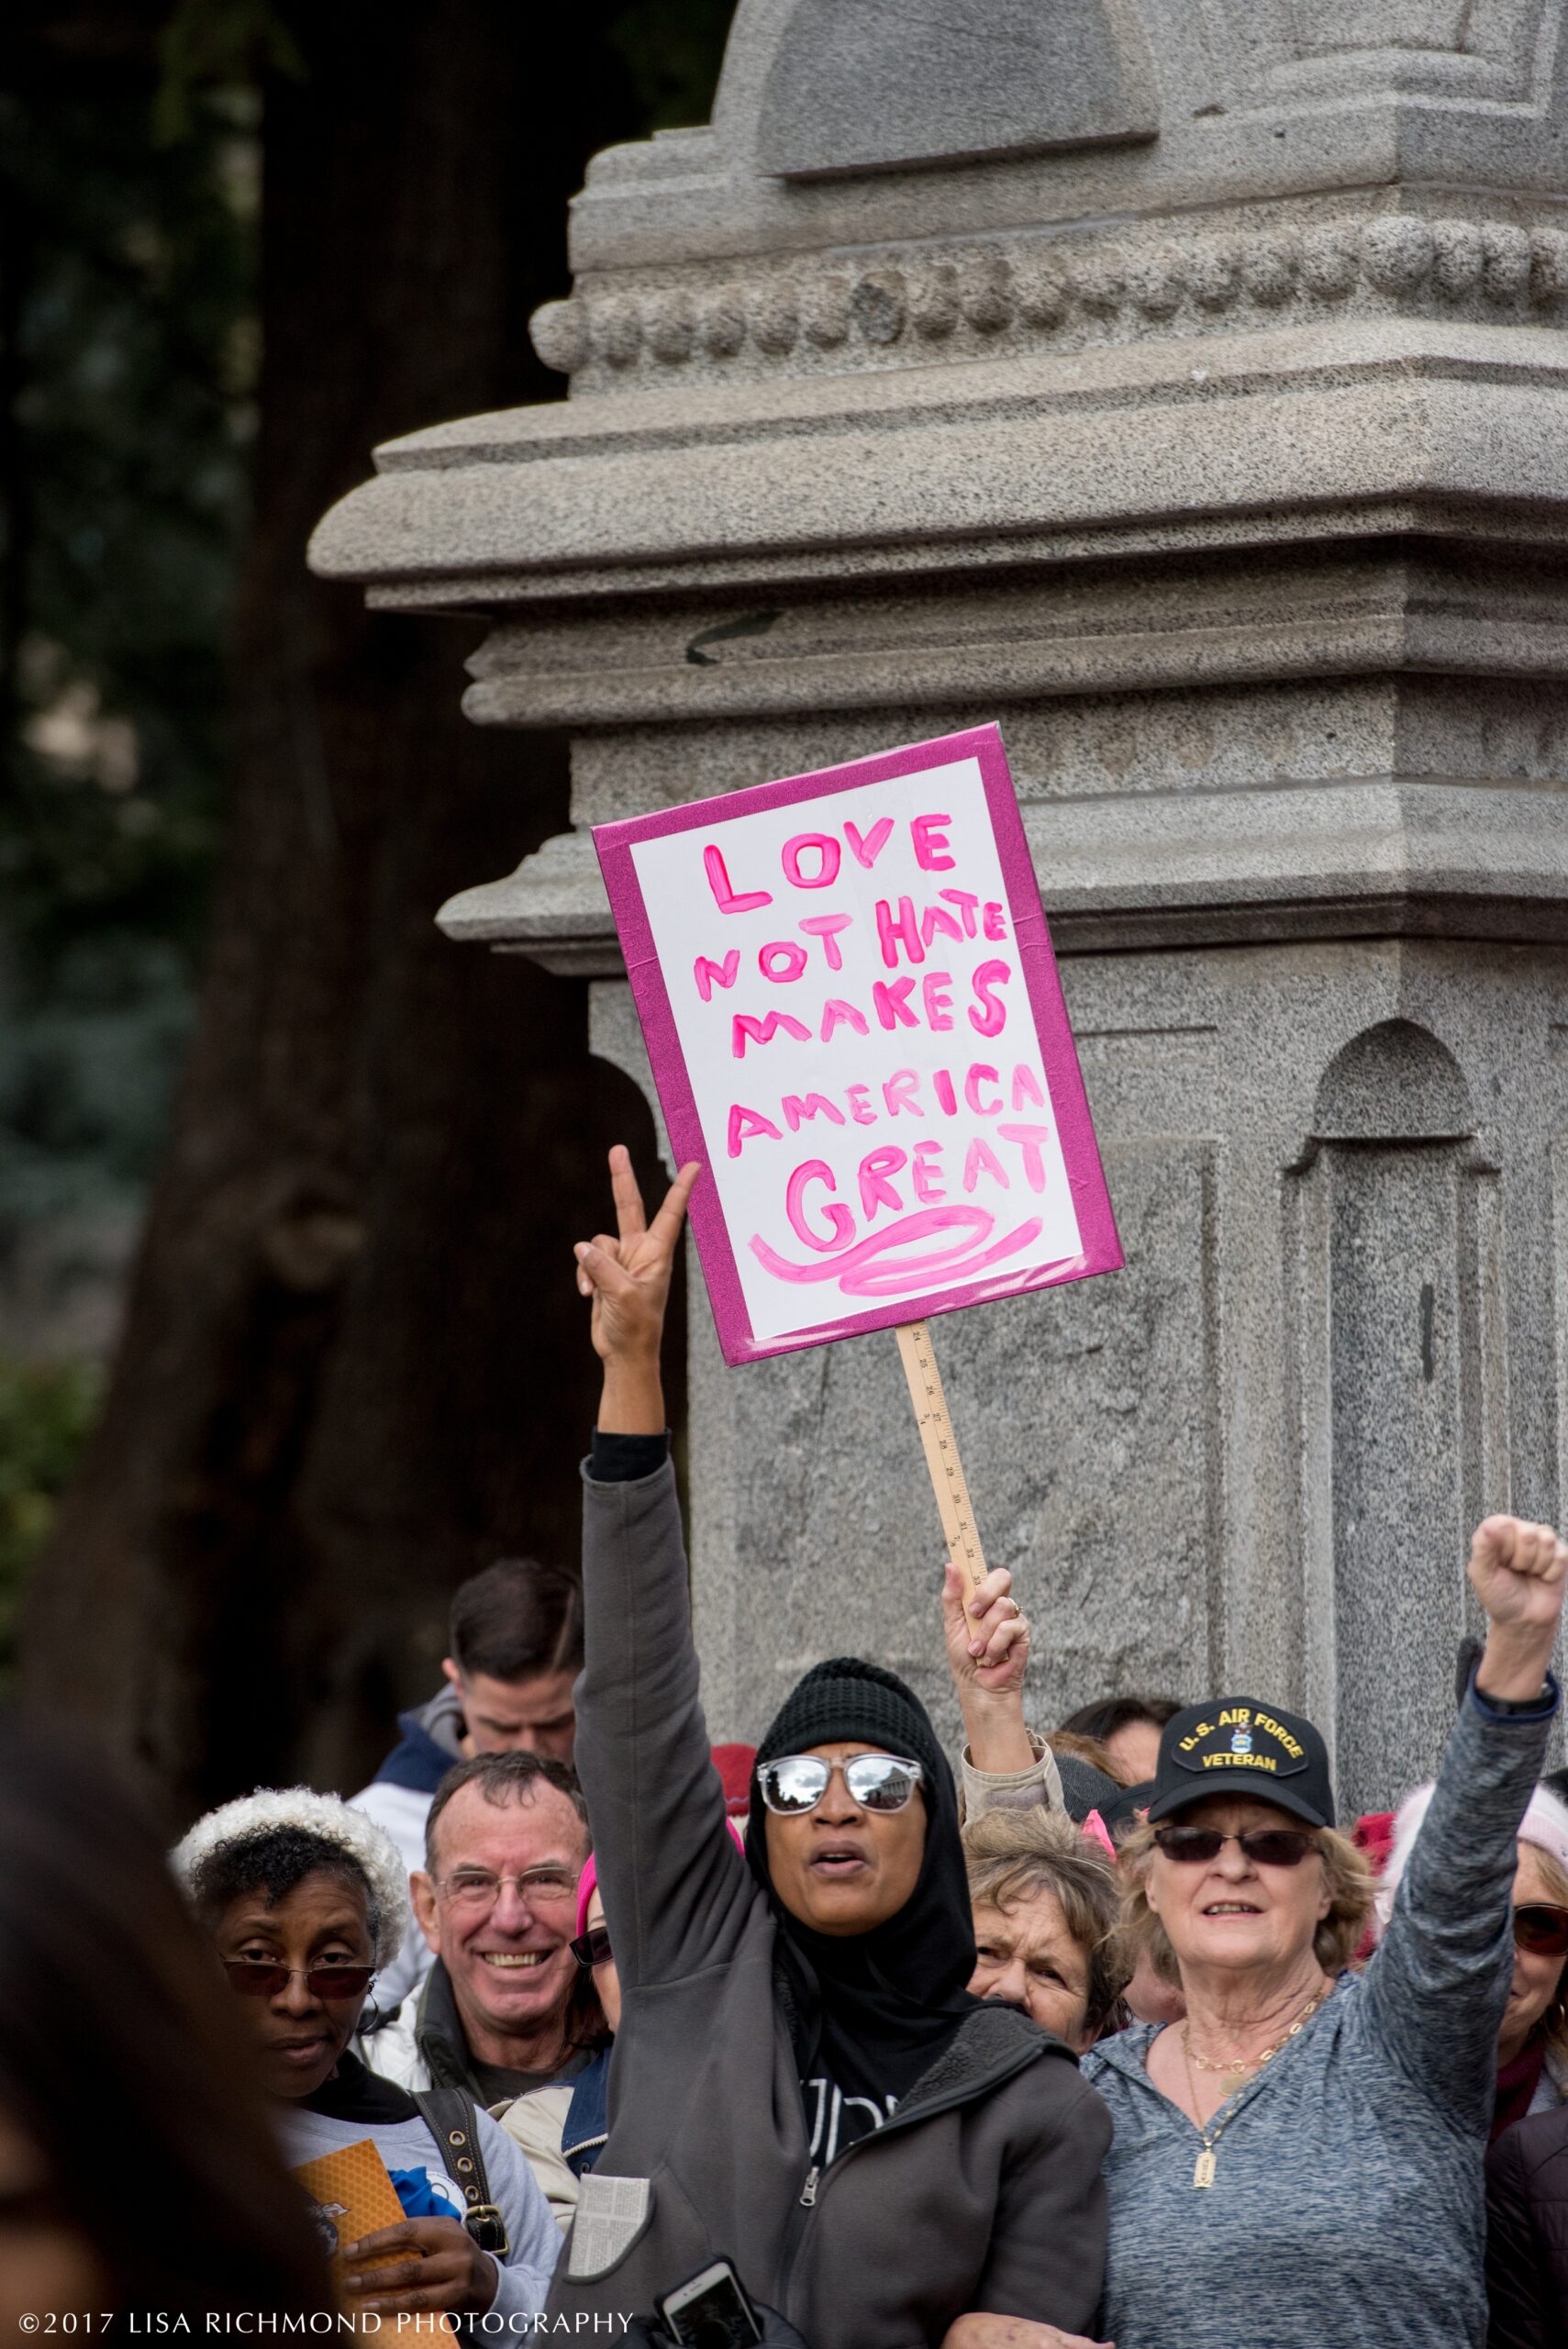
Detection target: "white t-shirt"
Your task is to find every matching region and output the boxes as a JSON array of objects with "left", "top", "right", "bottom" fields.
[{"left": 277, "top": 2076, "right": 559, "bottom": 2320}]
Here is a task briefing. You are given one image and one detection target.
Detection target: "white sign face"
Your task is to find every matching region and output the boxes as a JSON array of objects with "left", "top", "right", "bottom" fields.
[{"left": 611, "top": 740, "right": 1105, "bottom": 1355}]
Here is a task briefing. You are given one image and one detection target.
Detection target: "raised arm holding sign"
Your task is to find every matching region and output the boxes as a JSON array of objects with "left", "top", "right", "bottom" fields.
[{"left": 562, "top": 1147, "right": 1115, "bottom": 2349}]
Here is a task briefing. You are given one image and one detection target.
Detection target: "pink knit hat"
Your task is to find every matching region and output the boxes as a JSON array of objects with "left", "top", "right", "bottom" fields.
[{"left": 1374, "top": 1778, "right": 1568, "bottom": 1935}]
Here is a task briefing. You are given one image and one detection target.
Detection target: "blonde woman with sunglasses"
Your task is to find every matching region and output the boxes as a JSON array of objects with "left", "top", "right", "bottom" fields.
[{"left": 1073, "top": 1517, "right": 1568, "bottom": 2349}]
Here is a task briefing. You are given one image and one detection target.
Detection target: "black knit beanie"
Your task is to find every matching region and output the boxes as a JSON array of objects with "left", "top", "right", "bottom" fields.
[{"left": 753, "top": 1655, "right": 950, "bottom": 1796}]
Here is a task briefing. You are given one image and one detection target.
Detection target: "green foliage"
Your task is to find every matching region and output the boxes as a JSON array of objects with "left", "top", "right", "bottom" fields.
[
  {"left": 0, "top": 79, "right": 257, "bottom": 1271},
  {"left": 0, "top": 1353, "right": 103, "bottom": 1677}
]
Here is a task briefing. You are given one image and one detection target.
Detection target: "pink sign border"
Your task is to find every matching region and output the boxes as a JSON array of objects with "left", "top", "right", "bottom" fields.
[{"left": 593, "top": 723, "right": 1122, "bottom": 1366}]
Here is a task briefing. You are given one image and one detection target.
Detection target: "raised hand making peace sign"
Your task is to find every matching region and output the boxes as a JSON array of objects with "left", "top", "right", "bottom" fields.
[{"left": 574, "top": 1144, "right": 701, "bottom": 1433}]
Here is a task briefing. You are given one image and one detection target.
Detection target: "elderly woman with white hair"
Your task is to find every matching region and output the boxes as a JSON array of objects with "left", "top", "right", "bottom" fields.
[{"left": 174, "top": 1787, "right": 559, "bottom": 2324}]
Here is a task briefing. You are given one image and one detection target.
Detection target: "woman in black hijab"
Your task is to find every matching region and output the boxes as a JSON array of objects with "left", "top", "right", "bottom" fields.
[
  {"left": 746, "top": 1655, "right": 979, "bottom": 2172},
  {"left": 545, "top": 1147, "right": 1112, "bottom": 2349}
]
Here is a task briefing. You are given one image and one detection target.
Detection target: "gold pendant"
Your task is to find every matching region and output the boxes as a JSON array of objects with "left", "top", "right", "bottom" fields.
[{"left": 1194, "top": 2149, "right": 1217, "bottom": 2188}]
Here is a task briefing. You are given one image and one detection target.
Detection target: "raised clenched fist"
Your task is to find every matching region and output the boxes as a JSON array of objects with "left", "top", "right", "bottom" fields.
[{"left": 1467, "top": 1515, "right": 1568, "bottom": 1638}]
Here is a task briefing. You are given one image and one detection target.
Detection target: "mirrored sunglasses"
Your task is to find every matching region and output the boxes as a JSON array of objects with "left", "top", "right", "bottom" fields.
[
  {"left": 571, "top": 1925, "right": 613, "bottom": 1969},
  {"left": 757, "top": 1753, "right": 924, "bottom": 1817},
  {"left": 1515, "top": 1902, "right": 1568, "bottom": 1958},
  {"left": 1153, "top": 1824, "right": 1319, "bottom": 1869},
  {"left": 222, "top": 1959, "right": 374, "bottom": 2000}
]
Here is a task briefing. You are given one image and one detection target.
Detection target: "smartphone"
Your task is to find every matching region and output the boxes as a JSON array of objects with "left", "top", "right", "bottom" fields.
[{"left": 655, "top": 2257, "right": 764, "bottom": 2349}]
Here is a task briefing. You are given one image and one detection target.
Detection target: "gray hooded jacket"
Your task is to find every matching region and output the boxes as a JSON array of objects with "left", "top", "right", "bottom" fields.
[{"left": 546, "top": 1456, "right": 1110, "bottom": 2349}]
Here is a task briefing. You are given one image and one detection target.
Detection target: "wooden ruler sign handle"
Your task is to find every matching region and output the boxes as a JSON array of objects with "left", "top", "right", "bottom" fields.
[{"left": 895, "top": 1319, "right": 988, "bottom": 1631}]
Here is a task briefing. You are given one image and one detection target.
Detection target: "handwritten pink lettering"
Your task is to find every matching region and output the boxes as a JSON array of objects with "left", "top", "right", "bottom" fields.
[
  {"left": 782, "top": 833, "right": 842, "bottom": 890},
  {"left": 964, "top": 1064, "right": 1002, "bottom": 1116},
  {"left": 759, "top": 941, "right": 808, "bottom": 983},
  {"left": 799, "top": 912, "right": 852, "bottom": 971},
  {"left": 963, "top": 1138, "right": 1009, "bottom": 1192},
  {"left": 968, "top": 960, "right": 1011, "bottom": 1037},
  {"left": 694, "top": 950, "right": 740, "bottom": 1003},
  {"left": 732, "top": 1010, "right": 811, "bottom": 1059},
  {"left": 883, "top": 1069, "right": 923, "bottom": 1118},
  {"left": 820, "top": 997, "right": 870, "bottom": 1041},
  {"left": 921, "top": 972, "right": 954, "bottom": 1031},
  {"left": 785, "top": 1160, "right": 856, "bottom": 1252},
  {"left": 911, "top": 812, "right": 956, "bottom": 872},
  {"left": 783, "top": 1092, "right": 845, "bottom": 1132},
  {"left": 874, "top": 896, "right": 926, "bottom": 970},
  {"left": 911, "top": 1141, "right": 946, "bottom": 1203},
  {"left": 728, "top": 1103, "right": 783, "bottom": 1157},
  {"left": 703, "top": 843, "right": 772, "bottom": 915},
  {"left": 843, "top": 817, "right": 895, "bottom": 870},
  {"left": 873, "top": 978, "right": 918, "bottom": 1030},
  {"left": 998, "top": 1121, "right": 1051, "bottom": 1191},
  {"left": 919, "top": 902, "right": 964, "bottom": 949},
  {"left": 858, "top": 1146, "right": 906, "bottom": 1216}
]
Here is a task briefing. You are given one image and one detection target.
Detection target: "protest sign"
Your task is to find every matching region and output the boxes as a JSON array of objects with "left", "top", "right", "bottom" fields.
[{"left": 594, "top": 723, "right": 1120, "bottom": 1367}]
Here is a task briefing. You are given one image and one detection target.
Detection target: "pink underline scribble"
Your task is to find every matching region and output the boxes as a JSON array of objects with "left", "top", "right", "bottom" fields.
[{"left": 749, "top": 1207, "right": 1043, "bottom": 1299}]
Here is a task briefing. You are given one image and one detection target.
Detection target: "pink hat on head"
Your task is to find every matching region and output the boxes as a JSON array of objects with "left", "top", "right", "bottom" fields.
[
  {"left": 576, "top": 1853, "right": 600, "bottom": 1943},
  {"left": 1374, "top": 1778, "right": 1568, "bottom": 1937}
]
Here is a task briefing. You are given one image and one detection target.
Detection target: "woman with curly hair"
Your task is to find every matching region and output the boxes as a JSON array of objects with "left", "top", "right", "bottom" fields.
[{"left": 175, "top": 1784, "right": 558, "bottom": 2326}]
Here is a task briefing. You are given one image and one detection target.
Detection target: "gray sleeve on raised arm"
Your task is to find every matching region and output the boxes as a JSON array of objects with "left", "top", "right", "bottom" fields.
[
  {"left": 1362, "top": 1679, "right": 1557, "bottom": 2128},
  {"left": 574, "top": 1458, "right": 753, "bottom": 1993}
]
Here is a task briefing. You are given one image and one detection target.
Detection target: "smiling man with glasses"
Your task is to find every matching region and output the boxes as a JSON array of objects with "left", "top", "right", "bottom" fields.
[{"left": 361, "top": 1750, "right": 606, "bottom": 2108}]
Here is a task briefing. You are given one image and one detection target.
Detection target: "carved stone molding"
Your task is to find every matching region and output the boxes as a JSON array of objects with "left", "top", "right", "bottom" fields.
[{"left": 529, "top": 210, "right": 1568, "bottom": 390}]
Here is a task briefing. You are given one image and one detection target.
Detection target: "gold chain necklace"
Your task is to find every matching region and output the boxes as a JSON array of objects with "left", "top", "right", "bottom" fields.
[{"left": 1181, "top": 1985, "right": 1329, "bottom": 2189}]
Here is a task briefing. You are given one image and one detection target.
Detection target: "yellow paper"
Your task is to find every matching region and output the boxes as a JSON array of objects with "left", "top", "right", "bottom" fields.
[{"left": 292, "top": 2135, "right": 411, "bottom": 2331}]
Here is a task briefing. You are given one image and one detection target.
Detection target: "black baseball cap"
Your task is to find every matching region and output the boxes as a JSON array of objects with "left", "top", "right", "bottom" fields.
[{"left": 1145, "top": 1697, "right": 1335, "bottom": 1830}]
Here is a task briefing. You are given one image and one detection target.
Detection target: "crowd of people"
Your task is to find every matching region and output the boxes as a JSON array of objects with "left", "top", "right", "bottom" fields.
[{"left": 5, "top": 1141, "right": 1568, "bottom": 2346}]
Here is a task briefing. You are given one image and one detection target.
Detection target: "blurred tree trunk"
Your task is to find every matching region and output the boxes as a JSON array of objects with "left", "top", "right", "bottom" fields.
[{"left": 19, "top": 0, "right": 672, "bottom": 1820}]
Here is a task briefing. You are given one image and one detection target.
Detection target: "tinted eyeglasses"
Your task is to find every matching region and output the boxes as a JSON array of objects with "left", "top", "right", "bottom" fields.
[
  {"left": 571, "top": 1925, "right": 613, "bottom": 1969},
  {"left": 1515, "top": 1902, "right": 1568, "bottom": 1958},
  {"left": 1153, "top": 1824, "right": 1320, "bottom": 1869},
  {"left": 222, "top": 1959, "right": 375, "bottom": 2000},
  {"left": 434, "top": 1866, "right": 577, "bottom": 1913},
  {"left": 756, "top": 1753, "right": 924, "bottom": 1816}
]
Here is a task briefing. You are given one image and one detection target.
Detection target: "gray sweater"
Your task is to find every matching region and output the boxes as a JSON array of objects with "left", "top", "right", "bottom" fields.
[
  {"left": 1081, "top": 1679, "right": 1556, "bottom": 2349},
  {"left": 550, "top": 1457, "right": 1112, "bottom": 2347}
]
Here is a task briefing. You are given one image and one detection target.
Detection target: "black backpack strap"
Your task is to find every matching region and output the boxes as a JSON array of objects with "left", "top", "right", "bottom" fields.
[{"left": 413, "top": 2087, "right": 510, "bottom": 2256}]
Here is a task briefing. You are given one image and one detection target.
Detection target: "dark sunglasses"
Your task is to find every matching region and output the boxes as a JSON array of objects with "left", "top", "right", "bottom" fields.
[
  {"left": 571, "top": 1925, "right": 613, "bottom": 1969},
  {"left": 222, "top": 1958, "right": 374, "bottom": 2001},
  {"left": 1515, "top": 1902, "right": 1568, "bottom": 1958},
  {"left": 757, "top": 1753, "right": 923, "bottom": 1817},
  {"left": 1153, "top": 1824, "right": 1319, "bottom": 1869}
]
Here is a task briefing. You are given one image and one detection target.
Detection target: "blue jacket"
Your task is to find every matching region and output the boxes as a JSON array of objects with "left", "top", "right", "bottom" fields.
[
  {"left": 562, "top": 2043, "right": 613, "bottom": 2178},
  {"left": 374, "top": 1688, "right": 465, "bottom": 1796}
]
